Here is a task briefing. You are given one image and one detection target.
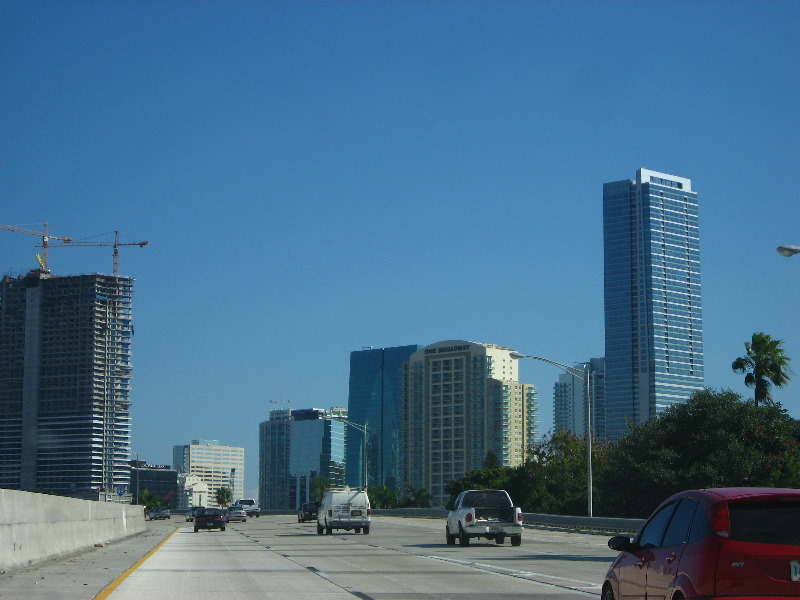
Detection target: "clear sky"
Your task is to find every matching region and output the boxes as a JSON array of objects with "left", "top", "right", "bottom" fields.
[{"left": 2, "top": 1, "right": 798, "bottom": 497}]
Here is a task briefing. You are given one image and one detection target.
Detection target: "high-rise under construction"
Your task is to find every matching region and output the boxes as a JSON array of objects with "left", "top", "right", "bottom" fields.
[{"left": 0, "top": 269, "right": 134, "bottom": 500}]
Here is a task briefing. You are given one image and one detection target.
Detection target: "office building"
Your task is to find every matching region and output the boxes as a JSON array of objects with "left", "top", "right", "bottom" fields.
[
  {"left": 289, "top": 408, "right": 346, "bottom": 508},
  {"left": 603, "top": 168, "right": 704, "bottom": 439},
  {"left": 347, "top": 345, "right": 421, "bottom": 489},
  {"left": 401, "top": 340, "right": 538, "bottom": 506},
  {"left": 259, "top": 407, "right": 347, "bottom": 510},
  {"left": 0, "top": 270, "right": 134, "bottom": 500},
  {"left": 172, "top": 440, "right": 244, "bottom": 508},
  {"left": 553, "top": 357, "right": 605, "bottom": 440},
  {"left": 129, "top": 460, "right": 178, "bottom": 508}
]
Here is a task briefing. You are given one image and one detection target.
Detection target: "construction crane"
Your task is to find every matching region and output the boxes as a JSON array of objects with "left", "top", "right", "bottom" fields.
[
  {"left": 0, "top": 222, "right": 72, "bottom": 271},
  {"left": 43, "top": 231, "right": 148, "bottom": 277}
]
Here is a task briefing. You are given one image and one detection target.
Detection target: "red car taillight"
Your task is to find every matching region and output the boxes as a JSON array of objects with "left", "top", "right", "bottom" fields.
[
  {"left": 710, "top": 502, "right": 730, "bottom": 538},
  {"left": 367, "top": 509, "right": 371, "bottom": 516},
  {"left": 328, "top": 509, "right": 333, "bottom": 516},
  {"left": 465, "top": 513, "right": 473, "bottom": 523},
  {"left": 517, "top": 512, "right": 523, "bottom": 522}
]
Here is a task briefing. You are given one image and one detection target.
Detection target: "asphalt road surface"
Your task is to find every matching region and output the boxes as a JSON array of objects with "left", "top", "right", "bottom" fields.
[{"left": 1, "top": 514, "right": 620, "bottom": 599}]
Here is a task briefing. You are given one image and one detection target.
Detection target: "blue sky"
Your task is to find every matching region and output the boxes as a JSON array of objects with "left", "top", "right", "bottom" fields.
[{"left": 2, "top": 1, "right": 798, "bottom": 497}]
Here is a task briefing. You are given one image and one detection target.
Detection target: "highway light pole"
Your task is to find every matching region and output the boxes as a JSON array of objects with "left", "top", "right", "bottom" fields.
[
  {"left": 510, "top": 352, "right": 593, "bottom": 517},
  {"left": 325, "top": 416, "right": 368, "bottom": 489},
  {"left": 777, "top": 245, "right": 800, "bottom": 257}
]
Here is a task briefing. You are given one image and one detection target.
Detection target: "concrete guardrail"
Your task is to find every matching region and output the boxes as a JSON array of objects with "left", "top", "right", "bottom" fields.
[{"left": 0, "top": 488, "right": 146, "bottom": 572}]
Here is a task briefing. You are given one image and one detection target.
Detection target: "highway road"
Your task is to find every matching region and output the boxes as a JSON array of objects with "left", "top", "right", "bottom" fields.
[{"left": 1, "top": 515, "right": 621, "bottom": 599}]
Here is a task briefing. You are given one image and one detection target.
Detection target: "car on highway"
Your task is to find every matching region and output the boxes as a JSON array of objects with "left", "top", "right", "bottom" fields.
[
  {"left": 194, "top": 508, "right": 226, "bottom": 532},
  {"left": 298, "top": 502, "right": 319, "bottom": 522},
  {"left": 317, "top": 487, "right": 371, "bottom": 535},
  {"left": 226, "top": 505, "right": 247, "bottom": 522},
  {"left": 186, "top": 506, "right": 205, "bottom": 522},
  {"left": 147, "top": 506, "right": 170, "bottom": 520},
  {"left": 602, "top": 487, "right": 800, "bottom": 600}
]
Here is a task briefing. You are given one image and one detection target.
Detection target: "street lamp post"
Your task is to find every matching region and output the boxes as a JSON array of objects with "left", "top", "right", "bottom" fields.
[
  {"left": 777, "top": 245, "right": 800, "bottom": 257},
  {"left": 510, "top": 352, "right": 593, "bottom": 517},
  {"left": 325, "top": 416, "right": 368, "bottom": 489}
]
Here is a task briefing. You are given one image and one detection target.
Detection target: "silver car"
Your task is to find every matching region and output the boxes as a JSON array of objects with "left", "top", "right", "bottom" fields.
[{"left": 226, "top": 505, "right": 247, "bottom": 522}]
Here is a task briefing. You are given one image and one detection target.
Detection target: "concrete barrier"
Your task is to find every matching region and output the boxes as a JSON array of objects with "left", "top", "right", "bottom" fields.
[{"left": 0, "top": 489, "right": 146, "bottom": 572}]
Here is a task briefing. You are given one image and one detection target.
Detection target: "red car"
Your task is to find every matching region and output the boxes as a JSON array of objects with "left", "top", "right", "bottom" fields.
[{"left": 602, "top": 487, "right": 800, "bottom": 600}]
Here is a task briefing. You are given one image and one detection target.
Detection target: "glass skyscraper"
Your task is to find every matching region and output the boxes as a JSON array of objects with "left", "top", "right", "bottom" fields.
[
  {"left": 603, "top": 168, "right": 704, "bottom": 440},
  {"left": 347, "top": 345, "right": 420, "bottom": 489}
]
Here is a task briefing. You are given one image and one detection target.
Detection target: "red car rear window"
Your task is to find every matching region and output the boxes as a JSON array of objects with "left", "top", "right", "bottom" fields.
[{"left": 728, "top": 499, "right": 800, "bottom": 545}]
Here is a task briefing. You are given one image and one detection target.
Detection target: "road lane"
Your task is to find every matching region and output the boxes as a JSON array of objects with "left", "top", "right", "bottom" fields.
[{"left": 103, "top": 515, "right": 617, "bottom": 599}]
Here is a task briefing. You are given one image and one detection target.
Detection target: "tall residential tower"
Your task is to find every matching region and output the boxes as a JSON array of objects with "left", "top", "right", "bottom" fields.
[
  {"left": 402, "top": 340, "right": 538, "bottom": 506},
  {"left": 0, "top": 270, "right": 134, "bottom": 499},
  {"left": 603, "top": 168, "right": 704, "bottom": 439}
]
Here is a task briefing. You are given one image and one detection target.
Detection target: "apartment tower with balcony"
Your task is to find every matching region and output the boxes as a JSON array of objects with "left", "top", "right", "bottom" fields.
[
  {"left": 0, "top": 270, "right": 134, "bottom": 499},
  {"left": 603, "top": 168, "right": 704, "bottom": 440}
]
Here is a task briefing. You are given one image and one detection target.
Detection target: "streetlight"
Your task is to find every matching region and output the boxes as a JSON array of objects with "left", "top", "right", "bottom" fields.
[
  {"left": 325, "top": 416, "right": 368, "bottom": 489},
  {"left": 777, "top": 245, "right": 800, "bottom": 257},
  {"left": 510, "top": 352, "right": 593, "bottom": 517}
]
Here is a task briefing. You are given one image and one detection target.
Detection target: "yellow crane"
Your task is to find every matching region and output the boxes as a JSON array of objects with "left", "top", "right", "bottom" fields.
[
  {"left": 44, "top": 231, "right": 148, "bottom": 277},
  {"left": 0, "top": 223, "right": 72, "bottom": 271}
]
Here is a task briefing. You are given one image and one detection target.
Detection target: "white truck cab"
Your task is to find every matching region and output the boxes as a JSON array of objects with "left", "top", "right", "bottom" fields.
[{"left": 316, "top": 487, "right": 371, "bottom": 535}]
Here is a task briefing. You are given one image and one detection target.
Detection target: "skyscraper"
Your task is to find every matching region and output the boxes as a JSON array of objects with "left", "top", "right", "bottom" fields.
[
  {"left": 553, "top": 357, "right": 605, "bottom": 440},
  {"left": 259, "top": 407, "right": 347, "bottom": 510},
  {"left": 603, "top": 168, "right": 704, "bottom": 440},
  {"left": 401, "top": 340, "right": 538, "bottom": 506},
  {"left": 0, "top": 270, "right": 134, "bottom": 499},
  {"left": 347, "top": 345, "right": 421, "bottom": 489}
]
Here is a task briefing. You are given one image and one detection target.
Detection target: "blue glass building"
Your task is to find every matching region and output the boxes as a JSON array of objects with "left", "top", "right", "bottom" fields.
[
  {"left": 603, "top": 168, "right": 704, "bottom": 440},
  {"left": 347, "top": 345, "right": 421, "bottom": 489}
]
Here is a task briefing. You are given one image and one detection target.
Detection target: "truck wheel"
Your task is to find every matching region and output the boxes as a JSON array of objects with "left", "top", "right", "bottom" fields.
[
  {"left": 355, "top": 527, "right": 361, "bottom": 533},
  {"left": 317, "top": 523, "right": 323, "bottom": 534},
  {"left": 363, "top": 525, "right": 369, "bottom": 535},
  {"left": 458, "top": 524, "right": 470, "bottom": 546},
  {"left": 326, "top": 524, "right": 333, "bottom": 535},
  {"left": 511, "top": 535, "right": 521, "bottom": 546},
  {"left": 194, "top": 526, "right": 199, "bottom": 533},
  {"left": 445, "top": 527, "right": 456, "bottom": 545},
  {"left": 495, "top": 535, "right": 505, "bottom": 545}
]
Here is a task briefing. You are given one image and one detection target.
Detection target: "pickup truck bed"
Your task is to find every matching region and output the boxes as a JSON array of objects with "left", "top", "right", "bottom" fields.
[{"left": 446, "top": 489, "right": 524, "bottom": 546}]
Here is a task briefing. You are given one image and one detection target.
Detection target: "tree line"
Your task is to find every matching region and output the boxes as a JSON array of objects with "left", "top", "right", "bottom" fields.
[{"left": 447, "top": 332, "right": 796, "bottom": 518}]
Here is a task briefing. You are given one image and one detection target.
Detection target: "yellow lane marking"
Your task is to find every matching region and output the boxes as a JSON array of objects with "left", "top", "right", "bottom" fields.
[{"left": 93, "top": 527, "right": 179, "bottom": 599}]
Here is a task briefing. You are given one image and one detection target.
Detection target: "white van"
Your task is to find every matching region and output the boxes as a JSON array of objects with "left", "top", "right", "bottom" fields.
[{"left": 316, "top": 487, "right": 371, "bottom": 535}]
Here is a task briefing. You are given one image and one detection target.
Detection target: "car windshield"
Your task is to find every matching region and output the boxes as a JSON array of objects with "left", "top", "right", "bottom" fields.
[{"left": 728, "top": 499, "right": 800, "bottom": 545}]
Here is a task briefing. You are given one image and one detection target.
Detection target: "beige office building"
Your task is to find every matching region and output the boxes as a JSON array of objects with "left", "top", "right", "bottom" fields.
[
  {"left": 402, "top": 341, "right": 538, "bottom": 506},
  {"left": 173, "top": 440, "right": 244, "bottom": 508}
]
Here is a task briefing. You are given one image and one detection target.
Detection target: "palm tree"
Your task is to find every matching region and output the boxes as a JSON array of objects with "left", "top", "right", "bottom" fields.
[
  {"left": 732, "top": 332, "right": 792, "bottom": 406},
  {"left": 215, "top": 486, "right": 233, "bottom": 508}
]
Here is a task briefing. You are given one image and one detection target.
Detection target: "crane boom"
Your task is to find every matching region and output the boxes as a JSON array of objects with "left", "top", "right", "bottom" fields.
[
  {"left": 1, "top": 223, "right": 72, "bottom": 271},
  {"left": 43, "top": 231, "right": 148, "bottom": 276}
]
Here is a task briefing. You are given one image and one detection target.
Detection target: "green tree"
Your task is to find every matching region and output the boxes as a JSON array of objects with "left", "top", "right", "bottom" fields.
[
  {"left": 597, "top": 388, "right": 800, "bottom": 518},
  {"left": 483, "top": 451, "right": 501, "bottom": 469},
  {"left": 732, "top": 332, "right": 792, "bottom": 406},
  {"left": 399, "top": 486, "right": 432, "bottom": 508},
  {"left": 310, "top": 475, "right": 331, "bottom": 502},
  {"left": 137, "top": 488, "right": 162, "bottom": 510},
  {"left": 215, "top": 486, "right": 233, "bottom": 508},
  {"left": 370, "top": 484, "right": 400, "bottom": 509}
]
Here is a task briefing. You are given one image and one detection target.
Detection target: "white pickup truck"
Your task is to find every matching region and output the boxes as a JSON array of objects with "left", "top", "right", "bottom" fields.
[
  {"left": 445, "top": 489, "right": 523, "bottom": 546},
  {"left": 235, "top": 498, "right": 260, "bottom": 518}
]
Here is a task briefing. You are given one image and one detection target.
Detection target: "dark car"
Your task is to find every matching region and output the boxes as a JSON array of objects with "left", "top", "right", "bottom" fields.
[
  {"left": 193, "top": 508, "right": 226, "bottom": 532},
  {"left": 298, "top": 502, "right": 319, "bottom": 523},
  {"left": 147, "top": 506, "right": 171, "bottom": 520},
  {"left": 186, "top": 506, "right": 205, "bottom": 522},
  {"left": 602, "top": 487, "right": 800, "bottom": 600}
]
